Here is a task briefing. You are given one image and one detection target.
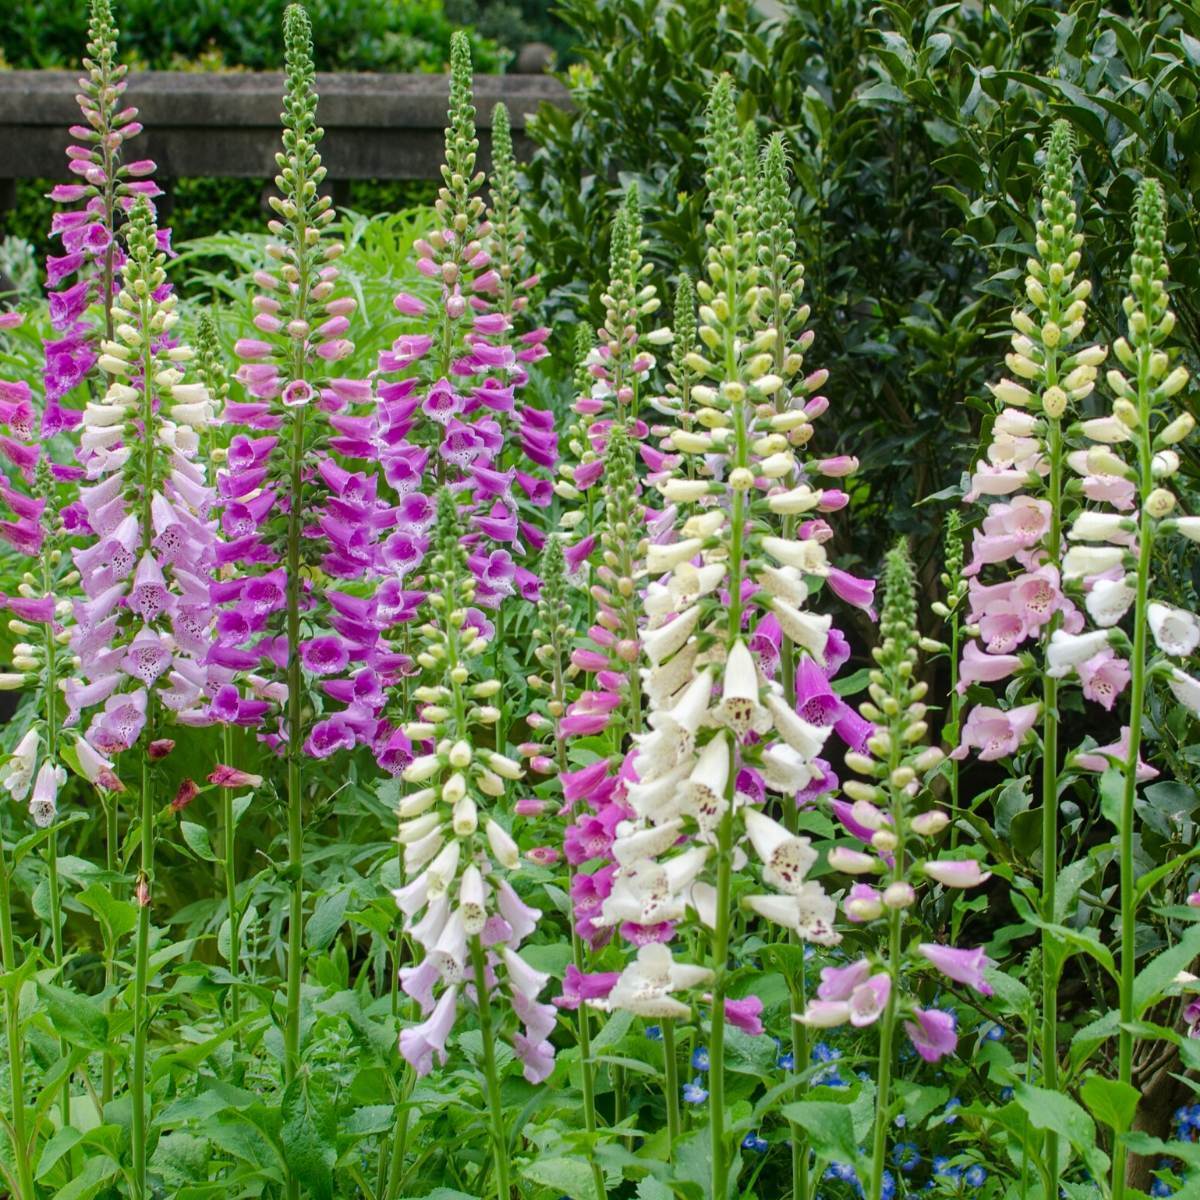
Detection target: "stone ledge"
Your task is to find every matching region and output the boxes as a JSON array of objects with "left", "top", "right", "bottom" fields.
[{"left": 0, "top": 70, "right": 569, "bottom": 181}]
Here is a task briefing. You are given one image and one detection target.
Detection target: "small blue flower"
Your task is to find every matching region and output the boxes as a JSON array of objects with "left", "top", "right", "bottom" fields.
[
  {"left": 893, "top": 1114, "right": 907, "bottom": 1129},
  {"left": 812, "top": 1042, "right": 841, "bottom": 1063},
  {"left": 1150, "top": 1180, "right": 1173, "bottom": 1199},
  {"left": 824, "top": 1161, "right": 858, "bottom": 1183},
  {"left": 999, "top": 1086, "right": 1014, "bottom": 1102},
  {"left": 644, "top": 1024, "right": 663, "bottom": 1041},
  {"left": 892, "top": 1142, "right": 921, "bottom": 1173},
  {"left": 777, "top": 1051, "right": 796, "bottom": 1070},
  {"left": 979, "top": 1022, "right": 1005, "bottom": 1042},
  {"left": 692, "top": 1046, "right": 710, "bottom": 1072},
  {"left": 964, "top": 1165, "right": 988, "bottom": 1188},
  {"left": 741, "top": 1132, "right": 769, "bottom": 1154},
  {"left": 804, "top": 944, "right": 816, "bottom": 961},
  {"left": 682, "top": 1078, "right": 708, "bottom": 1104},
  {"left": 881, "top": 1168, "right": 897, "bottom": 1200},
  {"left": 933, "top": 1157, "right": 961, "bottom": 1181},
  {"left": 944, "top": 1097, "right": 963, "bottom": 1124}
]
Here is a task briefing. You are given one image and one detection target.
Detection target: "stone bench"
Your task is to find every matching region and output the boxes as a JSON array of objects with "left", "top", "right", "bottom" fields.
[{"left": 0, "top": 69, "right": 569, "bottom": 207}]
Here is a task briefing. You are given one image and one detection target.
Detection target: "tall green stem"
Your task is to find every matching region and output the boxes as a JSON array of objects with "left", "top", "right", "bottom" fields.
[
  {"left": 867, "top": 724, "right": 905, "bottom": 1200},
  {"left": 1112, "top": 271, "right": 1156, "bottom": 1200},
  {"left": 0, "top": 829, "right": 35, "bottom": 1200},
  {"left": 709, "top": 747, "right": 735, "bottom": 1200},
  {"left": 41, "top": 549, "right": 69, "bottom": 1129},
  {"left": 661, "top": 1019, "right": 681, "bottom": 1146},
  {"left": 1039, "top": 330, "right": 1064, "bottom": 1200},
  {"left": 130, "top": 748, "right": 154, "bottom": 1200},
  {"left": 868, "top": 907, "right": 902, "bottom": 1200},
  {"left": 283, "top": 403, "right": 306, "bottom": 1094},
  {"left": 101, "top": 792, "right": 118, "bottom": 1105},
  {"left": 220, "top": 725, "right": 242, "bottom": 1077},
  {"left": 470, "top": 936, "right": 511, "bottom": 1200}
]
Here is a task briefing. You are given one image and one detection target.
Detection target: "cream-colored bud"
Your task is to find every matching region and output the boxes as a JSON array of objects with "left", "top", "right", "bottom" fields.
[
  {"left": 452, "top": 795, "right": 477, "bottom": 836},
  {"left": 842, "top": 780, "right": 880, "bottom": 804},
  {"left": 442, "top": 772, "right": 467, "bottom": 805},
  {"left": 729, "top": 467, "right": 756, "bottom": 490},
  {"left": 1162, "top": 365, "right": 1189, "bottom": 398},
  {"left": 1145, "top": 488, "right": 1176, "bottom": 518},
  {"left": 1041, "top": 386, "right": 1067, "bottom": 419},
  {"left": 1158, "top": 412, "right": 1195, "bottom": 446},
  {"left": 448, "top": 740, "right": 471, "bottom": 769}
]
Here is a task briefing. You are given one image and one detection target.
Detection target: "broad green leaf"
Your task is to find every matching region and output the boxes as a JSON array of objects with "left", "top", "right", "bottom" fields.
[
  {"left": 1099, "top": 767, "right": 1124, "bottom": 830},
  {"left": 36, "top": 980, "right": 108, "bottom": 1051},
  {"left": 50, "top": 1154, "right": 120, "bottom": 1200},
  {"left": 36, "top": 1127, "right": 83, "bottom": 1181},
  {"left": 76, "top": 883, "right": 138, "bottom": 942},
  {"left": 180, "top": 820, "right": 217, "bottom": 862},
  {"left": 305, "top": 887, "right": 351, "bottom": 951},
  {"left": 780, "top": 1101, "right": 857, "bottom": 1164},
  {"left": 521, "top": 1156, "right": 597, "bottom": 1200},
  {"left": 1079, "top": 1074, "right": 1139, "bottom": 1136}
]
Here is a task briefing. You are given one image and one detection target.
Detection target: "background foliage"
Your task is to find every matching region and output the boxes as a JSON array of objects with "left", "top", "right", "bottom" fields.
[{"left": 523, "top": 0, "right": 1200, "bottom": 595}]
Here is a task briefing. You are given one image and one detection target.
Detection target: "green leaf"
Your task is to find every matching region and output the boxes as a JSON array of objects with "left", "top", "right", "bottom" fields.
[
  {"left": 36, "top": 981, "right": 108, "bottom": 1051},
  {"left": 521, "top": 1156, "right": 598, "bottom": 1199},
  {"left": 779, "top": 1101, "right": 857, "bottom": 1164},
  {"left": 1079, "top": 1074, "right": 1139, "bottom": 1136},
  {"left": 76, "top": 883, "right": 138, "bottom": 943},
  {"left": 1013, "top": 1083, "right": 1108, "bottom": 1178},
  {"left": 305, "top": 887, "right": 351, "bottom": 951},
  {"left": 1100, "top": 767, "right": 1124, "bottom": 830},
  {"left": 50, "top": 1154, "right": 120, "bottom": 1200},
  {"left": 519, "top": 942, "right": 574, "bottom": 978},
  {"left": 1134, "top": 924, "right": 1200, "bottom": 1016},
  {"left": 180, "top": 820, "right": 217, "bottom": 862},
  {"left": 281, "top": 1077, "right": 336, "bottom": 1200},
  {"left": 36, "top": 1127, "right": 83, "bottom": 1180}
]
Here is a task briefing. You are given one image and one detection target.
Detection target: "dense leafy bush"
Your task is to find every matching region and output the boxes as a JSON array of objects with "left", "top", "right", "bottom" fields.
[
  {"left": 524, "top": 0, "right": 1200, "bottom": 581},
  {"left": 0, "top": 0, "right": 508, "bottom": 71}
]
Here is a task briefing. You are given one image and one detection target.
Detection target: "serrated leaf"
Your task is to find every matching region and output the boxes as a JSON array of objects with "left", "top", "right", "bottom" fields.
[{"left": 282, "top": 1077, "right": 336, "bottom": 1200}]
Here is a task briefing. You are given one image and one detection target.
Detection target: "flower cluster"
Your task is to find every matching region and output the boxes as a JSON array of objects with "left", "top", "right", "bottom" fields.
[
  {"left": 216, "top": 3, "right": 383, "bottom": 761},
  {"left": 394, "top": 490, "right": 555, "bottom": 1083},
  {"left": 44, "top": 0, "right": 166, "bottom": 432},
  {"left": 64, "top": 197, "right": 217, "bottom": 763},
  {"left": 372, "top": 33, "right": 553, "bottom": 629},
  {"left": 798, "top": 544, "right": 992, "bottom": 1200},
  {"left": 956, "top": 120, "right": 1110, "bottom": 758},
  {"left": 797, "top": 543, "right": 990, "bottom": 1054},
  {"left": 592, "top": 79, "right": 855, "bottom": 1035},
  {"left": 1067, "top": 180, "right": 1194, "bottom": 720}
]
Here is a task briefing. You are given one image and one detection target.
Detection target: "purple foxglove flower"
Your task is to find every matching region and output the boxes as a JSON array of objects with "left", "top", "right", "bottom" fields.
[
  {"left": 904, "top": 1008, "right": 958, "bottom": 1063},
  {"left": 917, "top": 944, "right": 995, "bottom": 996}
]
